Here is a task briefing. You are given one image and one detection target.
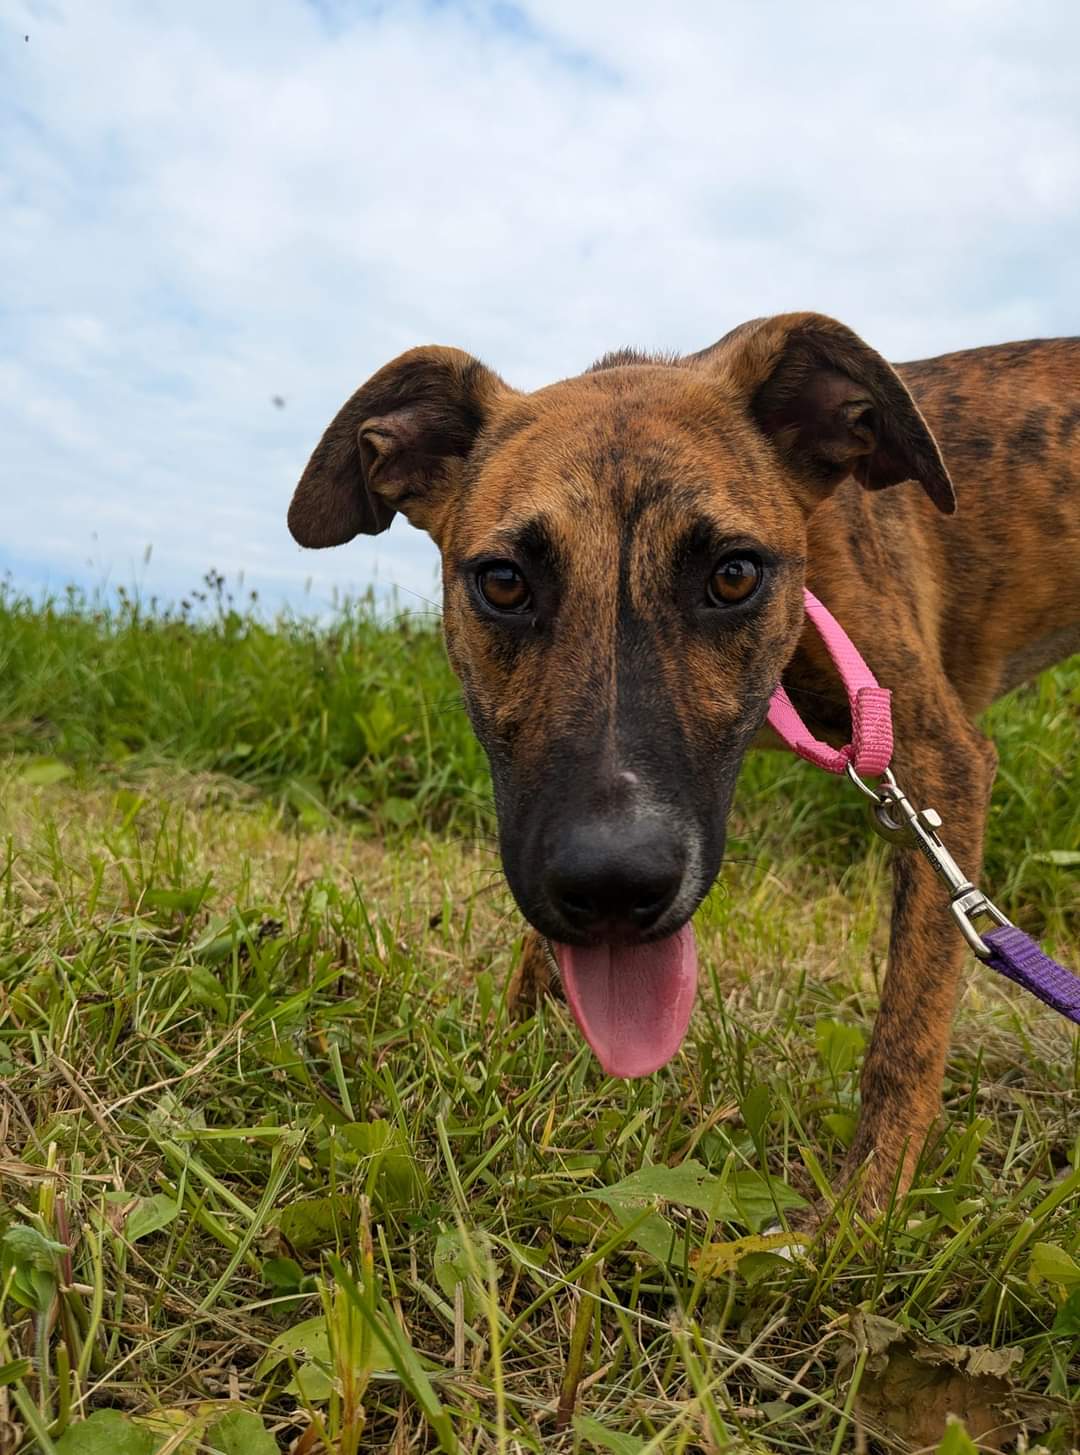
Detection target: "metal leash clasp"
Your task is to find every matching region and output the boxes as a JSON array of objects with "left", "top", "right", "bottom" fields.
[{"left": 845, "top": 764, "right": 1012, "bottom": 960}]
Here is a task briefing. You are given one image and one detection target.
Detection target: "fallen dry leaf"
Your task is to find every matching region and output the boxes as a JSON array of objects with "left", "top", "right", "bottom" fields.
[
  {"left": 838, "top": 1312, "right": 1062, "bottom": 1451},
  {"left": 690, "top": 1229, "right": 810, "bottom": 1276}
]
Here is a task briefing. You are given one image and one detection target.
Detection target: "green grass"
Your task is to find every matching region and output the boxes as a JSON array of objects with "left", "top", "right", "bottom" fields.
[
  {"left": 0, "top": 581, "right": 1078, "bottom": 1453},
  {"left": 0, "top": 576, "right": 492, "bottom": 835}
]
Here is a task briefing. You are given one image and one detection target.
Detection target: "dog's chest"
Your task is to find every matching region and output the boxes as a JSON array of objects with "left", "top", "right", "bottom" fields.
[{"left": 998, "top": 623, "right": 1080, "bottom": 697}]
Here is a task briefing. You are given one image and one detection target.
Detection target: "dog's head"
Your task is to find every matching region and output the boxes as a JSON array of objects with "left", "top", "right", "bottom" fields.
[{"left": 289, "top": 313, "right": 953, "bottom": 1074}]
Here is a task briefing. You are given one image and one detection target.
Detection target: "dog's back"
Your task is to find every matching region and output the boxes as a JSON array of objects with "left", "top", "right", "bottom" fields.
[{"left": 805, "top": 338, "right": 1080, "bottom": 711}]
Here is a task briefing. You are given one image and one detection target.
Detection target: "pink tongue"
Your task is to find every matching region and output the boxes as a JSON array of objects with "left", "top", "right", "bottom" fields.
[{"left": 554, "top": 924, "right": 698, "bottom": 1078}]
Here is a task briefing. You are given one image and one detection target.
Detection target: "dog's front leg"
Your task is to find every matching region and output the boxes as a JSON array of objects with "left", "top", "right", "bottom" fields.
[
  {"left": 844, "top": 703, "right": 998, "bottom": 1213},
  {"left": 506, "top": 929, "right": 563, "bottom": 1018}
]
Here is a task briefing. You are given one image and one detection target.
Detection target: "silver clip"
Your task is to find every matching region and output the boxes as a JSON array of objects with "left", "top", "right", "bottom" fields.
[{"left": 845, "top": 764, "right": 1012, "bottom": 959}]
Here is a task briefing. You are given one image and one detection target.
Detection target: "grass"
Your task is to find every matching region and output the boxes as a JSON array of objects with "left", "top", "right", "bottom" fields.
[{"left": 0, "top": 577, "right": 1078, "bottom": 1453}]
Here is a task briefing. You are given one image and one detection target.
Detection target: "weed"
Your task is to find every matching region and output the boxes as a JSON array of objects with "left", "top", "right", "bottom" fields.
[{"left": 0, "top": 584, "right": 1077, "bottom": 1450}]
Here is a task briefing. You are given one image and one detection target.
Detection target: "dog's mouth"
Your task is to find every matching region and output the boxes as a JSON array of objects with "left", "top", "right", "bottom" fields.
[{"left": 548, "top": 924, "right": 698, "bottom": 1079}]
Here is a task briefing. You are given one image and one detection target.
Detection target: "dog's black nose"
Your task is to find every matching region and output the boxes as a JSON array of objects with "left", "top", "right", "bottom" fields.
[{"left": 545, "top": 819, "right": 685, "bottom": 936}]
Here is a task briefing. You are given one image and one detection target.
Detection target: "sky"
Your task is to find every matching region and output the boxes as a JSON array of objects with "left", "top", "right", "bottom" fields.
[{"left": 2, "top": 0, "right": 1079, "bottom": 616}]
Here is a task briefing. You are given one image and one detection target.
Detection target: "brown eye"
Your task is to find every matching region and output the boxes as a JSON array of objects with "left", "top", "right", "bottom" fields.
[
  {"left": 476, "top": 563, "right": 532, "bottom": 613},
  {"left": 706, "top": 556, "right": 762, "bottom": 607}
]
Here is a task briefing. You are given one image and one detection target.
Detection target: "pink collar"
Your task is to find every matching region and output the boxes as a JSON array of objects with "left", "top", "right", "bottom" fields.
[
  {"left": 767, "top": 594, "right": 1080, "bottom": 1027},
  {"left": 767, "top": 589, "right": 894, "bottom": 776}
]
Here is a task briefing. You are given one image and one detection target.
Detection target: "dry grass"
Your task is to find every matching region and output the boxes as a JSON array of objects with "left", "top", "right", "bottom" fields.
[{"left": 1, "top": 587, "right": 1077, "bottom": 1451}]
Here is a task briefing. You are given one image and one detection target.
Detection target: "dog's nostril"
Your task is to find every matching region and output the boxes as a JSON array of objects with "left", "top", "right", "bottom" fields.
[
  {"left": 545, "top": 820, "right": 685, "bottom": 935},
  {"left": 631, "top": 890, "right": 676, "bottom": 925},
  {"left": 560, "top": 890, "right": 595, "bottom": 918}
]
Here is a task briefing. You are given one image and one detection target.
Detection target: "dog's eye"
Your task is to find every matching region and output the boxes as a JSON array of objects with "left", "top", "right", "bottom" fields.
[
  {"left": 706, "top": 556, "right": 761, "bottom": 607},
  {"left": 476, "top": 563, "right": 532, "bottom": 613}
]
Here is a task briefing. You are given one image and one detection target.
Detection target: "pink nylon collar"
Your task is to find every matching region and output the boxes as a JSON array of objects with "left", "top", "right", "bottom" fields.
[
  {"left": 766, "top": 596, "right": 1080, "bottom": 1027},
  {"left": 767, "top": 589, "right": 894, "bottom": 776}
]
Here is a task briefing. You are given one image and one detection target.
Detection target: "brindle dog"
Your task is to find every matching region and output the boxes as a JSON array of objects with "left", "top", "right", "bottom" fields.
[{"left": 288, "top": 312, "right": 1080, "bottom": 1211}]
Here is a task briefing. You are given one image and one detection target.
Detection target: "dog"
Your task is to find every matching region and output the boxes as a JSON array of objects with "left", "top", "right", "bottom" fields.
[{"left": 288, "top": 313, "right": 1080, "bottom": 1212}]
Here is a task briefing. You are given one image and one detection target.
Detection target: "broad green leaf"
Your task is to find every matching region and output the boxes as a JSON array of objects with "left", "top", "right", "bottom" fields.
[
  {"left": 190, "top": 927, "right": 239, "bottom": 964},
  {"left": 551, "top": 1196, "right": 679, "bottom": 1262},
  {"left": 506, "top": 1239, "right": 549, "bottom": 1272},
  {"left": 741, "top": 1084, "right": 772, "bottom": 1140},
  {"left": 142, "top": 885, "right": 209, "bottom": 916},
  {"left": 914, "top": 1188, "right": 983, "bottom": 1233},
  {"left": 354, "top": 700, "right": 401, "bottom": 756},
  {"left": 31, "top": 1266, "right": 55, "bottom": 1307},
  {"left": 20, "top": 757, "right": 74, "bottom": 786},
  {"left": 591, "top": 1160, "right": 737, "bottom": 1218},
  {"left": 1052, "top": 1287, "right": 1080, "bottom": 1336},
  {"left": 1030, "top": 1241, "right": 1080, "bottom": 1287},
  {"left": 729, "top": 1170, "right": 807, "bottom": 1232},
  {"left": 433, "top": 1226, "right": 498, "bottom": 1319},
  {"left": 2, "top": 1224, "right": 68, "bottom": 1269},
  {"left": 573, "top": 1414, "right": 646, "bottom": 1453},
  {"left": 258, "top": 1316, "right": 330, "bottom": 1373},
  {"left": 258, "top": 1311, "right": 394, "bottom": 1395},
  {"left": 126, "top": 1194, "right": 180, "bottom": 1243},
  {"left": 258, "top": 1315, "right": 337, "bottom": 1400},
  {"left": 822, "top": 1112, "right": 857, "bottom": 1146},
  {"left": 291, "top": 1364, "right": 334, "bottom": 1401},
  {"left": 936, "top": 1417, "right": 978, "bottom": 1455},
  {"left": 274, "top": 1195, "right": 351, "bottom": 1252},
  {"left": 381, "top": 795, "right": 416, "bottom": 827},
  {"left": 3, "top": 1216, "right": 67, "bottom": 1309},
  {"left": 551, "top": 1197, "right": 611, "bottom": 1245},
  {"left": 2, "top": 1224, "right": 66, "bottom": 1309},
  {"left": 206, "top": 1408, "right": 277, "bottom": 1455},
  {"left": 588, "top": 1160, "right": 805, "bottom": 1241},
  {"left": 815, "top": 1018, "right": 864, "bottom": 1077},
  {"left": 54, "top": 1409, "right": 156, "bottom": 1455},
  {"left": 1031, "top": 850, "right": 1080, "bottom": 867},
  {"left": 337, "top": 1119, "right": 428, "bottom": 1211},
  {"left": 263, "top": 1256, "right": 304, "bottom": 1293},
  {"left": 739, "top": 1250, "right": 797, "bottom": 1285},
  {"left": 607, "top": 1205, "right": 681, "bottom": 1264},
  {"left": 0, "top": 1264, "right": 40, "bottom": 1312},
  {"left": 184, "top": 964, "right": 229, "bottom": 1020},
  {"left": 433, "top": 1228, "right": 469, "bottom": 1302}
]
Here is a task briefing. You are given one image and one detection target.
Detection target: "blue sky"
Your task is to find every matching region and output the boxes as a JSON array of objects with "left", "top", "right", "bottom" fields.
[{"left": 3, "top": 0, "right": 1078, "bottom": 614}]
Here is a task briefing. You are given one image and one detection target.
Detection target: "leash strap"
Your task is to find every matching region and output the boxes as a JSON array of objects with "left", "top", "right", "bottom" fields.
[
  {"left": 778, "top": 590, "right": 1080, "bottom": 1028},
  {"left": 766, "top": 589, "right": 894, "bottom": 776},
  {"left": 982, "top": 926, "right": 1080, "bottom": 1022}
]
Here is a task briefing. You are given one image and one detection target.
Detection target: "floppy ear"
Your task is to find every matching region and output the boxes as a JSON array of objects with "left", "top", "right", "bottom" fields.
[
  {"left": 288, "top": 346, "right": 510, "bottom": 546},
  {"left": 691, "top": 313, "right": 955, "bottom": 514}
]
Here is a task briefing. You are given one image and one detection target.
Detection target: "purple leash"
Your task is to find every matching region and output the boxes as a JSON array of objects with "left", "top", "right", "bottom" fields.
[
  {"left": 982, "top": 926, "right": 1080, "bottom": 1024},
  {"left": 845, "top": 764, "right": 1080, "bottom": 1028},
  {"left": 783, "top": 597, "right": 1078, "bottom": 1026}
]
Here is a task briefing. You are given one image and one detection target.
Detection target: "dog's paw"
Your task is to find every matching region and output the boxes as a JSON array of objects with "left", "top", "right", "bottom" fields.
[
  {"left": 788, "top": 1157, "right": 912, "bottom": 1239},
  {"left": 763, "top": 1192, "right": 870, "bottom": 1257},
  {"left": 506, "top": 932, "right": 563, "bottom": 1018}
]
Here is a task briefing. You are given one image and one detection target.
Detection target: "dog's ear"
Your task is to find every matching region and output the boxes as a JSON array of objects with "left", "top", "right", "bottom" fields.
[
  {"left": 692, "top": 313, "right": 955, "bottom": 514},
  {"left": 288, "top": 346, "right": 510, "bottom": 546}
]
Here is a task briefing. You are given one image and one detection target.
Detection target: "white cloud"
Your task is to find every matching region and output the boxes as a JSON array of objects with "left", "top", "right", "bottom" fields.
[{"left": 1, "top": 0, "right": 1078, "bottom": 610}]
